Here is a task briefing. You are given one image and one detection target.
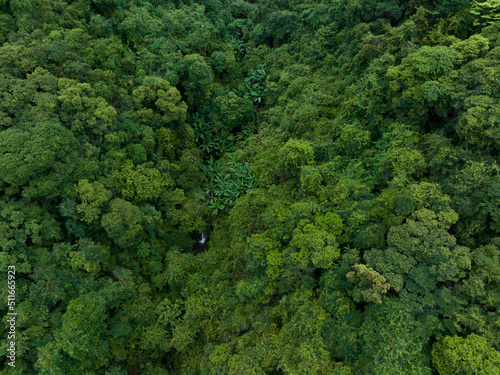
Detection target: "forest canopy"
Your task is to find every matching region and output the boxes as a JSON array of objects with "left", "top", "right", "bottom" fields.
[{"left": 0, "top": 0, "right": 500, "bottom": 374}]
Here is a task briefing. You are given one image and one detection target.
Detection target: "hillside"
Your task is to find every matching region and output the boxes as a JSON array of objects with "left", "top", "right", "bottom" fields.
[{"left": 0, "top": 0, "right": 499, "bottom": 373}]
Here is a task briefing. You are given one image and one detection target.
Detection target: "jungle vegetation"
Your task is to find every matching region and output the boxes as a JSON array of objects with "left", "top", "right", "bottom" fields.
[{"left": 0, "top": 0, "right": 500, "bottom": 374}]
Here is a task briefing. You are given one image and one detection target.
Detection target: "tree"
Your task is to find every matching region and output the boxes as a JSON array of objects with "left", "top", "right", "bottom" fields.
[
  {"left": 54, "top": 292, "right": 109, "bottom": 369},
  {"left": 131, "top": 76, "right": 187, "bottom": 128},
  {"left": 288, "top": 217, "right": 341, "bottom": 270},
  {"left": 355, "top": 298, "right": 434, "bottom": 375},
  {"left": 469, "top": 0, "right": 500, "bottom": 27},
  {"left": 279, "top": 139, "right": 314, "bottom": 177},
  {"left": 209, "top": 91, "right": 254, "bottom": 132},
  {"left": 0, "top": 122, "right": 77, "bottom": 189},
  {"left": 364, "top": 208, "right": 471, "bottom": 297},
  {"left": 58, "top": 78, "right": 117, "bottom": 134},
  {"left": 387, "top": 45, "right": 459, "bottom": 120},
  {"left": 101, "top": 199, "right": 146, "bottom": 248},
  {"left": 456, "top": 95, "right": 500, "bottom": 150},
  {"left": 69, "top": 238, "right": 110, "bottom": 273},
  {"left": 180, "top": 54, "right": 214, "bottom": 107},
  {"left": 432, "top": 334, "right": 500, "bottom": 375},
  {"left": 111, "top": 160, "right": 172, "bottom": 203},
  {"left": 75, "top": 179, "right": 113, "bottom": 224},
  {"left": 346, "top": 264, "right": 390, "bottom": 304}
]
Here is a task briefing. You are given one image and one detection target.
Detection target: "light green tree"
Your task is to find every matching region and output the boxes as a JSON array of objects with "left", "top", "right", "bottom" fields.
[{"left": 432, "top": 334, "right": 500, "bottom": 375}]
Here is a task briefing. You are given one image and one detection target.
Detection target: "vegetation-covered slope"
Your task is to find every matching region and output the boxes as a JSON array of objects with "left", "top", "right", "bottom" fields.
[{"left": 0, "top": 0, "right": 499, "bottom": 374}]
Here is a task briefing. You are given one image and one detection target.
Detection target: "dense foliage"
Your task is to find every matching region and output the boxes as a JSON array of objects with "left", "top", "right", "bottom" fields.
[{"left": 1, "top": 0, "right": 499, "bottom": 374}]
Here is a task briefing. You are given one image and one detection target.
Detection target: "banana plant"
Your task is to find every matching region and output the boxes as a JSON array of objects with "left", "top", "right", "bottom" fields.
[
  {"left": 233, "top": 63, "right": 268, "bottom": 107},
  {"left": 202, "top": 153, "right": 258, "bottom": 215},
  {"left": 244, "top": 63, "right": 267, "bottom": 83},
  {"left": 235, "top": 123, "right": 254, "bottom": 141}
]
